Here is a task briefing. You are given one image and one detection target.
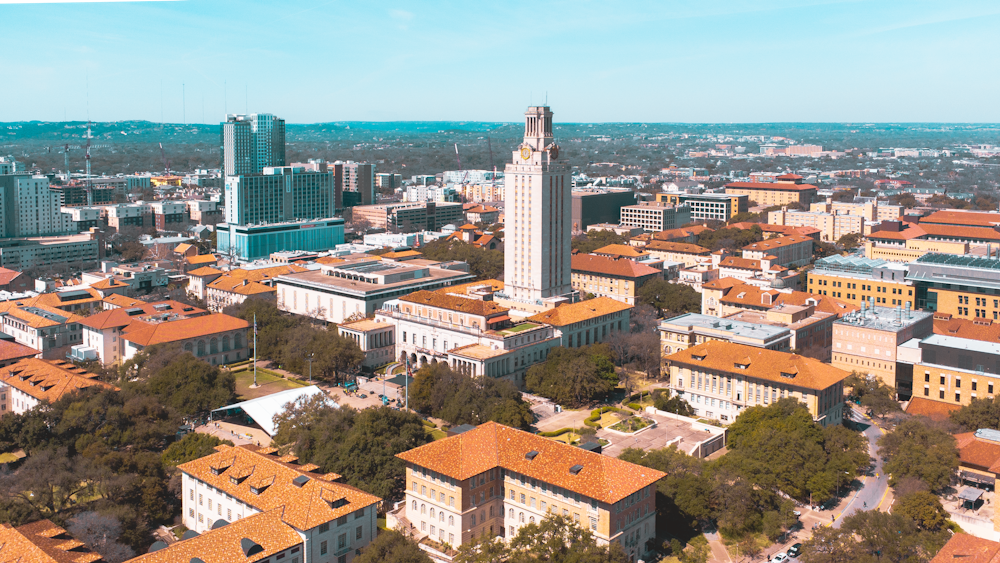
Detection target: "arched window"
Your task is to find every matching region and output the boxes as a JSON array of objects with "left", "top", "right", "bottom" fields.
[
  {"left": 222, "top": 335, "right": 231, "bottom": 351},
  {"left": 412, "top": 501, "right": 417, "bottom": 511},
  {"left": 234, "top": 332, "right": 244, "bottom": 349},
  {"left": 519, "top": 512, "right": 524, "bottom": 523},
  {"left": 529, "top": 516, "right": 535, "bottom": 524},
  {"left": 210, "top": 338, "right": 219, "bottom": 354},
  {"left": 449, "top": 515, "right": 454, "bottom": 526},
  {"left": 184, "top": 342, "right": 193, "bottom": 354},
  {"left": 197, "top": 340, "right": 206, "bottom": 357},
  {"left": 439, "top": 512, "right": 444, "bottom": 523},
  {"left": 508, "top": 508, "right": 514, "bottom": 519},
  {"left": 421, "top": 504, "right": 426, "bottom": 515},
  {"left": 430, "top": 508, "right": 435, "bottom": 518}
]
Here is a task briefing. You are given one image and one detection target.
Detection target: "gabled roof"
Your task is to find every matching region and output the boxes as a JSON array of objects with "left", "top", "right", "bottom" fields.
[
  {"left": 396, "top": 422, "right": 665, "bottom": 504},
  {"left": 718, "top": 256, "right": 787, "bottom": 272},
  {"left": 173, "top": 243, "right": 195, "bottom": 254},
  {"left": 570, "top": 254, "right": 663, "bottom": 278},
  {"left": 188, "top": 266, "right": 224, "bottom": 277},
  {"left": 525, "top": 297, "right": 632, "bottom": 327},
  {"left": 664, "top": 340, "right": 849, "bottom": 391},
  {"left": 178, "top": 444, "right": 381, "bottom": 530},
  {"left": 0, "top": 359, "right": 116, "bottom": 404},
  {"left": 0, "top": 301, "right": 85, "bottom": 328},
  {"left": 921, "top": 210, "right": 1000, "bottom": 228},
  {"left": 0, "top": 340, "right": 38, "bottom": 362},
  {"left": 904, "top": 397, "right": 961, "bottom": 422},
  {"left": 102, "top": 293, "right": 144, "bottom": 308},
  {"left": 713, "top": 279, "right": 858, "bottom": 317},
  {"left": 725, "top": 181, "right": 816, "bottom": 191},
  {"left": 81, "top": 300, "right": 208, "bottom": 331},
  {"left": 650, "top": 225, "right": 712, "bottom": 241},
  {"left": 127, "top": 507, "right": 301, "bottom": 563},
  {"left": 400, "top": 290, "right": 508, "bottom": 316},
  {"left": 644, "top": 241, "right": 711, "bottom": 255},
  {"left": 186, "top": 254, "right": 218, "bottom": 265},
  {"left": 955, "top": 432, "right": 1000, "bottom": 474},
  {"left": 0, "top": 519, "right": 103, "bottom": 563},
  {"left": 438, "top": 279, "right": 504, "bottom": 295},
  {"left": 593, "top": 244, "right": 649, "bottom": 258},
  {"left": 931, "top": 533, "right": 1000, "bottom": 563},
  {"left": 0, "top": 268, "right": 25, "bottom": 286},
  {"left": 933, "top": 316, "right": 1000, "bottom": 343},
  {"left": 122, "top": 314, "right": 248, "bottom": 347},
  {"left": 742, "top": 235, "right": 814, "bottom": 252}
]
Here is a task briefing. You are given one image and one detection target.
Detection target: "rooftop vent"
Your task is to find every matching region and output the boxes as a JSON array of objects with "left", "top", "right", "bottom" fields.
[
  {"left": 293, "top": 475, "right": 310, "bottom": 488},
  {"left": 525, "top": 451, "right": 539, "bottom": 461},
  {"left": 181, "top": 530, "right": 199, "bottom": 540},
  {"left": 211, "top": 519, "right": 230, "bottom": 530},
  {"left": 569, "top": 464, "right": 584, "bottom": 475},
  {"left": 147, "top": 541, "right": 168, "bottom": 553},
  {"left": 240, "top": 538, "right": 265, "bottom": 557}
]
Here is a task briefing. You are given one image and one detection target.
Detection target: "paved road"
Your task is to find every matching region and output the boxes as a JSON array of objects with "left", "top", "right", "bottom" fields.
[{"left": 832, "top": 407, "right": 890, "bottom": 528}]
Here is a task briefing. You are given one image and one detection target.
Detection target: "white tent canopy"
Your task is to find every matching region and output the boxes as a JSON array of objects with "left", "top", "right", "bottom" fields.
[{"left": 211, "top": 385, "right": 334, "bottom": 436}]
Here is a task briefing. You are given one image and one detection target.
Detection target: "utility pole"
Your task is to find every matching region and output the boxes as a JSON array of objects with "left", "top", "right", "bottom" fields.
[{"left": 307, "top": 352, "right": 314, "bottom": 383}]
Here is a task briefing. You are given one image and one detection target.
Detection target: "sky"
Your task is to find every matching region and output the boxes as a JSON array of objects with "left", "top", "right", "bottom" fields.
[{"left": 2, "top": 0, "right": 1000, "bottom": 123}]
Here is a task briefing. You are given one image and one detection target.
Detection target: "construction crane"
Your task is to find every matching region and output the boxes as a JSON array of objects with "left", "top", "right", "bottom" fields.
[
  {"left": 159, "top": 143, "right": 171, "bottom": 176},
  {"left": 85, "top": 122, "right": 92, "bottom": 190}
]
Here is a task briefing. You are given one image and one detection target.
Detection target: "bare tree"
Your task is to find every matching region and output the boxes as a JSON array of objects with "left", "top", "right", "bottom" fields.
[{"left": 67, "top": 512, "right": 136, "bottom": 563}]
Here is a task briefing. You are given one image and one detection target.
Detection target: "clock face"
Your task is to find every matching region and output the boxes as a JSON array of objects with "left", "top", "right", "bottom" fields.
[
  {"left": 549, "top": 145, "right": 559, "bottom": 160},
  {"left": 520, "top": 146, "right": 532, "bottom": 160}
]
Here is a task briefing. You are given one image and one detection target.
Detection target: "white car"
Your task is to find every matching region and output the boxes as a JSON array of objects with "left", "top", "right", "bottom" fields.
[{"left": 772, "top": 553, "right": 788, "bottom": 563}]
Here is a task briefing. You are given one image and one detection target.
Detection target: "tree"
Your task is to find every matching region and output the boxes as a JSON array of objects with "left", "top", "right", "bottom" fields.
[
  {"left": 636, "top": 279, "right": 700, "bottom": 317},
  {"left": 162, "top": 433, "right": 233, "bottom": 467},
  {"left": 652, "top": 389, "right": 694, "bottom": 417},
  {"left": 456, "top": 514, "right": 629, "bottom": 563},
  {"left": 895, "top": 491, "right": 947, "bottom": 531},
  {"left": 354, "top": 530, "right": 432, "bottom": 563},
  {"left": 837, "top": 233, "right": 863, "bottom": 250},
  {"left": 878, "top": 418, "right": 958, "bottom": 491},
  {"left": 409, "top": 363, "right": 534, "bottom": 430},
  {"left": 571, "top": 230, "right": 629, "bottom": 254},
  {"left": 67, "top": 512, "right": 136, "bottom": 563},
  {"left": 525, "top": 345, "right": 618, "bottom": 407},
  {"left": 0, "top": 448, "right": 98, "bottom": 519},
  {"left": 950, "top": 396, "right": 1000, "bottom": 431},
  {"left": 800, "top": 510, "right": 948, "bottom": 563},
  {"left": 279, "top": 325, "right": 364, "bottom": 383},
  {"left": 697, "top": 225, "right": 763, "bottom": 252},
  {"left": 271, "top": 395, "right": 430, "bottom": 500},
  {"left": 140, "top": 352, "right": 236, "bottom": 416},
  {"left": 845, "top": 372, "right": 901, "bottom": 420},
  {"left": 117, "top": 241, "right": 147, "bottom": 262}
]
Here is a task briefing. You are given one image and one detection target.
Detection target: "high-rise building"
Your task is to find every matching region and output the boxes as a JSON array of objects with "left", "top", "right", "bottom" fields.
[
  {"left": 334, "top": 161, "right": 375, "bottom": 208},
  {"left": 503, "top": 106, "right": 572, "bottom": 302},
  {"left": 224, "top": 166, "right": 336, "bottom": 226},
  {"left": 220, "top": 113, "right": 286, "bottom": 177},
  {"left": 0, "top": 175, "right": 75, "bottom": 237}
]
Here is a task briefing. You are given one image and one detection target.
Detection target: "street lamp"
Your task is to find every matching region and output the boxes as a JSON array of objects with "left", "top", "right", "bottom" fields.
[{"left": 307, "top": 352, "right": 314, "bottom": 383}]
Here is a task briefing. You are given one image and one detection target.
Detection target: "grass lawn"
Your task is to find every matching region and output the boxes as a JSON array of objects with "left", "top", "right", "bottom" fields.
[
  {"left": 500, "top": 322, "right": 539, "bottom": 334},
  {"left": 549, "top": 432, "right": 581, "bottom": 445},
  {"left": 234, "top": 369, "right": 308, "bottom": 400},
  {"left": 598, "top": 412, "right": 621, "bottom": 428},
  {"left": 424, "top": 426, "right": 448, "bottom": 441},
  {"left": 390, "top": 364, "right": 407, "bottom": 376},
  {"left": 0, "top": 453, "right": 18, "bottom": 464}
]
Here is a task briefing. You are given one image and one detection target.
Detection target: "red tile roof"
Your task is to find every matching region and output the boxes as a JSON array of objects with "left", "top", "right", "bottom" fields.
[
  {"left": 921, "top": 223, "right": 1000, "bottom": 242},
  {"left": 0, "top": 519, "right": 104, "bottom": 563},
  {"left": 122, "top": 314, "right": 248, "bottom": 347},
  {"left": 0, "top": 268, "right": 25, "bottom": 286},
  {"left": 742, "top": 235, "right": 814, "bottom": 252},
  {"left": 525, "top": 297, "right": 632, "bottom": 327},
  {"left": 571, "top": 254, "right": 663, "bottom": 279},
  {"left": 725, "top": 181, "right": 816, "bottom": 191},
  {"left": 0, "top": 340, "right": 38, "bottom": 363},
  {"left": 396, "top": 422, "right": 665, "bottom": 504},
  {"left": 933, "top": 316, "right": 1000, "bottom": 343},
  {"left": 955, "top": 432, "right": 1000, "bottom": 473},
  {"left": 921, "top": 211, "right": 1000, "bottom": 228},
  {"left": 400, "top": 290, "right": 508, "bottom": 316},
  {"left": 0, "top": 359, "right": 116, "bottom": 404},
  {"left": 904, "top": 397, "right": 961, "bottom": 422},
  {"left": 931, "top": 533, "right": 1000, "bottom": 563},
  {"left": 81, "top": 300, "right": 208, "bottom": 331},
  {"left": 644, "top": 241, "right": 712, "bottom": 255}
]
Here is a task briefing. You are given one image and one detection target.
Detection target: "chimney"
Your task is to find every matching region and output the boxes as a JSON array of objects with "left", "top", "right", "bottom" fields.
[{"left": 905, "top": 301, "right": 911, "bottom": 319}]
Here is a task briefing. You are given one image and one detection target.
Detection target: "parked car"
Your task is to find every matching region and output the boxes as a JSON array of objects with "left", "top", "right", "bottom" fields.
[
  {"left": 787, "top": 543, "right": 802, "bottom": 558},
  {"left": 772, "top": 553, "right": 788, "bottom": 563}
]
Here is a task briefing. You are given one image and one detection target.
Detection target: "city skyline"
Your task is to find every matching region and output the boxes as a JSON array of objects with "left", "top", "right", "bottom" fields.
[{"left": 3, "top": 1, "right": 1000, "bottom": 124}]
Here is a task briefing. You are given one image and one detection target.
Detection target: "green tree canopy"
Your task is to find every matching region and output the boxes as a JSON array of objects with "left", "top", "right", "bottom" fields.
[
  {"left": 636, "top": 279, "right": 700, "bottom": 316},
  {"left": 354, "top": 530, "right": 432, "bottom": 563},
  {"left": 800, "top": 510, "right": 949, "bottom": 563},
  {"left": 418, "top": 238, "right": 503, "bottom": 280},
  {"left": 455, "top": 514, "right": 629, "bottom": 563},
  {"left": 950, "top": 396, "right": 1000, "bottom": 432},
  {"left": 571, "top": 230, "right": 630, "bottom": 254},
  {"left": 878, "top": 418, "right": 958, "bottom": 492},
  {"left": 162, "top": 433, "right": 233, "bottom": 467},
  {"left": 409, "top": 363, "right": 534, "bottom": 430},
  {"left": 525, "top": 344, "right": 618, "bottom": 407}
]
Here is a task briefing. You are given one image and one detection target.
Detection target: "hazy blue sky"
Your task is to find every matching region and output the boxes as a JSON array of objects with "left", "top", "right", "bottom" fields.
[{"left": 3, "top": 0, "right": 1000, "bottom": 123}]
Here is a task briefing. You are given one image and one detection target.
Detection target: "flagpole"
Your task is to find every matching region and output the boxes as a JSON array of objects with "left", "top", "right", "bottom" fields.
[{"left": 253, "top": 313, "right": 257, "bottom": 387}]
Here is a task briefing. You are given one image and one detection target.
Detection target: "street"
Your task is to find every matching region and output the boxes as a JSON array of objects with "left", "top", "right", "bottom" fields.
[{"left": 833, "top": 407, "right": 890, "bottom": 527}]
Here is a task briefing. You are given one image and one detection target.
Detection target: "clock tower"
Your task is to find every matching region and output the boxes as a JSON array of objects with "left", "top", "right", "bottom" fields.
[{"left": 503, "top": 106, "right": 572, "bottom": 303}]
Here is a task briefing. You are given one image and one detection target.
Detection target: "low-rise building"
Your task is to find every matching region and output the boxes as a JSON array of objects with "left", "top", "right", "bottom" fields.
[
  {"left": 655, "top": 192, "right": 748, "bottom": 221},
  {"left": 723, "top": 304, "right": 836, "bottom": 360},
  {"left": 664, "top": 340, "right": 849, "bottom": 426},
  {"left": 702, "top": 278, "right": 858, "bottom": 319},
  {"left": 908, "top": 254, "right": 1000, "bottom": 322},
  {"left": 149, "top": 200, "right": 188, "bottom": 231},
  {"left": 464, "top": 204, "right": 500, "bottom": 225},
  {"left": 715, "top": 256, "right": 795, "bottom": 289},
  {"left": 276, "top": 257, "right": 476, "bottom": 324},
  {"left": 216, "top": 218, "right": 345, "bottom": 262},
  {"left": 121, "top": 313, "right": 250, "bottom": 366},
  {"left": 741, "top": 235, "right": 813, "bottom": 268},
  {"left": 351, "top": 202, "right": 465, "bottom": 233},
  {"left": 570, "top": 254, "right": 663, "bottom": 305},
  {"left": 525, "top": 297, "right": 632, "bottom": 349},
  {"left": 205, "top": 264, "right": 308, "bottom": 312},
  {"left": 641, "top": 241, "right": 712, "bottom": 268},
  {"left": 807, "top": 255, "right": 914, "bottom": 309},
  {"left": 178, "top": 443, "right": 381, "bottom": 562},
  {"left": 75, "top": 300, "right": 209, "bottom": 365},
  {"left": 393, "top": 422, "right": 666, "bottom": 561},
  {"left": 338, "top": 319, "right": 396, "bottom": 372},
  {"left": 0, "top": 358, "right": 116, "bottom": 416},
  {"left": 0, "top": 234, "right": 100, "bottom": 270},
  {"left": 767, "top": 208, "right": 865, "bottom": 243},
  {"left": 0, "top": 301, "right": 85, "bottom": 359},
  {"left": 832, "top": 303, "right": 933, "bottom": 392},
  {"left": 659, "top": 313, "right": 792, "bottom": 357},
  {"left": 725, "top": 179, "right": 817, "bottom": 207},
  {"left": 619, "top": 202, "right": 691, "bottom": 233}
]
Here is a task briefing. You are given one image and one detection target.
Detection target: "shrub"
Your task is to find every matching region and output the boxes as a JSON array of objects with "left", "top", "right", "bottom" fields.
[
  {"left": 538, "top": 428, "right": 574, "bottom": 438},
  {"left": 627, "top": 402, "right": 641, "bottom": 411}
]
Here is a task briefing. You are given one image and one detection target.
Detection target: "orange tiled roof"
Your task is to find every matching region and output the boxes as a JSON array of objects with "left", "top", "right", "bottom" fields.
[
  {"left": 869, "top": 224, "right": 927, "bottom": 241},
  {"left": 122, "top": 313, "right": 248, "bottom": 347},
  {"left": 742, "top": 235, "right": 814, "bottom": 252},
  {"left": 931, "top": 533, "right": 1000, "bottom": 563},
  {"left": 315, "top": 256, "right": 346, "bottom": 265},
  {"left": 921, "top": 223, "right": 1000, "bottom": 242},
  {"left": 955, "top": 432, "right": 1000, "bottom": 474},
  {"left": 933, "top": 316, "right": 1000, "bottom": 342},
  {"left": 381, "top": 250, "right": 422, "bottom": 259},
  {"left": 921, "top": 211, "right": 1000, "bottom": 228},
  {"left": 396, "top": 422, "right": 665, "bottom": 504},
  {"left": 718, "top": 256, "right": 787, "bottom": 272},
  {"left": 0, "top": 301, "right": 85, "bottom": 329},
  {"left": 0, "top": 268, "right": 25, "bottom": 286},
  {"left": 644, "top": 241, "right": 711, "bottom": 255},
  {"left": 401, "top": 290, "right": 508, "bottom": 316},
  {"left": 102, "top": 293, "right": 143, "bottom": 308},
  {"left": 593, "top": 244, "right": 649, "bottom": 258},
  {"left": 0, "top": 340, "right": 38, "bottom": 362},
  {"left": 128, "top": 508, "right": 302, "bottom": 563},
  {"left": 0, "top": 519, "right": 104, "bottom": 563},
  {"left": 186, "top": 254, "right": 218, "bottom": 265},
  {"left": 725, "top": 181, "right": 816, "bottom": 191},
  {"left": 525, "top": 297, "right": 632, "bottom": 327},
  {"left": 81, "top": 300, "right": 207, "bottom": 331},
  {"left": 173, "top": 243, "right": 195, "bottom": 254},
  {"left": 177, "top": 444, "right": 381, "bottom": 530},
  {"left": 89, "top": 277, "right": 130, "bottom": 290},
  {"left": 0, "top": 358, "right": 116, "bottom": 404},
  {"left": 904, "top": 397, "right": 961, "bottom": 422},
  {"left": 665, "top": 340, "right": 849, "bottom": 391},
  {"left": 188, "top": 266, "right": 224, "bottom": 276},
  {"left": 571, "top": 254, "right": 663, "bottom": 278},
  {"left": 715, "top": 280, "right": 858, "bottom": 317},
  {"left": 702, "top": 277, "right": 746, "bottom": 291},
  {"left": 651, "top": 225, "right": 712, "bottom": 241},
  {"left": 30, "top": 288, "right": 103, "bottom": 309},
  {"left": 438, "top": 279, "right": 504, "bottom": 295}
]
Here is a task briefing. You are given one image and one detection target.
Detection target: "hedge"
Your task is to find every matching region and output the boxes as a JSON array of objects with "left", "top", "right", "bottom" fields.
[
  {"left": 584, "top": 406, "right": 621, "bottom": 427},
  {"left": 627, "top": 402, "right": 642, "bottom": 411},
  {"left": 538, "top": 428, "right": 574, "bottom": 437}
]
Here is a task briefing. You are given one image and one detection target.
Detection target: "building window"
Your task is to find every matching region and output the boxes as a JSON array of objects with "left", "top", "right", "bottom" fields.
[{"left": 320, "top": 541, "right": 328, "bottom": 555}]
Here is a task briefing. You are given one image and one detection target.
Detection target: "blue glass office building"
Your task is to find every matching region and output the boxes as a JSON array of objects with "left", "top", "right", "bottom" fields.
[{"left": 216, "top": 218, "right": 344, "bottom": 261}]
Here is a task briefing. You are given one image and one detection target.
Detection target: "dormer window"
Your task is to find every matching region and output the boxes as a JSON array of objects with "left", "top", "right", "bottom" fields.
[{"left": 525, "top": 451, "right": 539, "bottom": 461}]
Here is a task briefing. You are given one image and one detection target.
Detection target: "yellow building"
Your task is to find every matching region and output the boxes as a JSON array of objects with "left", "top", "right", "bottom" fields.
[
  {"left": 664, "top": 340, "right": 849, "bottom": 426},
  {"left": 807, "top": 255, "right": 914, "bottom": 309},
  {"left": 864, "top": 239, "right": 971, "bottom": 262},
  {"left": 642, "top": 240, "right": 712, "bottom": 267},
  {"left": 906, "top": 314, "right": 1000, "bottom": 405},
  {"left": 910, "top": 254, "right": 1000, "bottom": 322},
  {"left": 395, "top": 422, "right": 666, "bottom": 561},
  {"left": 655, "top": 193, "right": 747, "bottom": 221},
  {"left": 831, "top": 305, "right": 933, "bottom": 391},
  {"left": 725, "top": 180, "right": 817, "bottom": 207},
  {"left": 570, "top": 254, "right": 663, "bottom": 305}
]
